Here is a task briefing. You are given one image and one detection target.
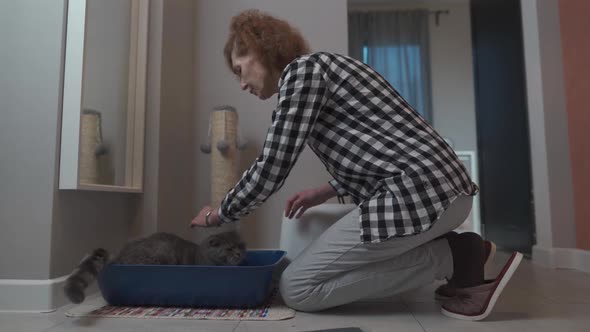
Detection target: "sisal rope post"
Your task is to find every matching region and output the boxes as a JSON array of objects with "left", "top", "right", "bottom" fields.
[
  {"left": 210, "top": 108, "right": 240, "bottom": 208},
  {"left": 79, "top": 112, "right": 100, "bottom": 184}
]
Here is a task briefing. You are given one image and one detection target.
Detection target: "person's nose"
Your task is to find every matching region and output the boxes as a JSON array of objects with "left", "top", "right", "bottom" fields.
[{"left": 240, "top": 80, "right": 248, "bottom": 91}]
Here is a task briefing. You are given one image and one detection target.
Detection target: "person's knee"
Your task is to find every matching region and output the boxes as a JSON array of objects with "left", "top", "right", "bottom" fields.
[
  {"left": 279, "top": 265, "right": 321, "bottom": 312},
  {"left": 279, "top": 265, "right": 306, "bottom": 309}
]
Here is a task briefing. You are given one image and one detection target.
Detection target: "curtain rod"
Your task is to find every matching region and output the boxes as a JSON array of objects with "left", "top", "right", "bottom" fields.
[
  {"left": 348, "top": 8, "right": 450, "bottom": 13},
  {"left": 430, "top": 10, "right": 450, "bottom": 26},
  {"left": 348, "top": 8, "right": 450, "bottom": 26}
]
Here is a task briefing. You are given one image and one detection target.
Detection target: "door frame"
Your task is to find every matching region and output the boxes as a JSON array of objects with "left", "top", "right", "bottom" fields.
[{"left": 520, "top": 0, "right": 578, "bottom": 268}]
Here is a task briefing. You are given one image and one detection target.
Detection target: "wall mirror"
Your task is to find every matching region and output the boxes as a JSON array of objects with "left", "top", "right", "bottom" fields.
[{"left": 59, "top": 0, "right": 148, "bottom": 192}]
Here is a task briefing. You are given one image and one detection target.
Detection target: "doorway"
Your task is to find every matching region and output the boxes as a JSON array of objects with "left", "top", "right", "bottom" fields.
[
  {"left": 470, "top": 0, "right": 535, "bottom": 254},
  {"left": 347, "top": 0, "right": 535, "bottom": 254}
]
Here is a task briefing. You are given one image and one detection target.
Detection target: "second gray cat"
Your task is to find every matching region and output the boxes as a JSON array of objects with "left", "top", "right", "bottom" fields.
[{"left": 64, "top": 231, "right": 246, "bottom": 304}]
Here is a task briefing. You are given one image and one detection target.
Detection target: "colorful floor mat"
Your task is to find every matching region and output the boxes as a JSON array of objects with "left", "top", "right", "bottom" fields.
[{"left": 66, "top": 292, "right": 295, "bottom": 321}]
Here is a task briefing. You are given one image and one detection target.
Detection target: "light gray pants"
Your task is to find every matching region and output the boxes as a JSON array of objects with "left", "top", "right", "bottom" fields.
[{"left": 279, "top": 195, "right": 473, "bottom": 312}]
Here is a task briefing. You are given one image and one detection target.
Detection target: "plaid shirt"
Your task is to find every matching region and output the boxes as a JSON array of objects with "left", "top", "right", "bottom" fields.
[{"left": 218, "top": 52, "right": 478, "bottom": 243}]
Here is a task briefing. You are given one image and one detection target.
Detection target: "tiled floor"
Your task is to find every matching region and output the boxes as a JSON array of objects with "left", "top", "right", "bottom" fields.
[{"left": 2, "top": 252, "right": 589, "bottom": 332}]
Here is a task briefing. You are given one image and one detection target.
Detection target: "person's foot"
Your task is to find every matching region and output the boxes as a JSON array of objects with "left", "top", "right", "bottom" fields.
[
  {"left": 435, "top": 239, "right": 496, "bottom": 300},
  {"left": 440, "top": 251, "right": 523, "bottom": 321}
]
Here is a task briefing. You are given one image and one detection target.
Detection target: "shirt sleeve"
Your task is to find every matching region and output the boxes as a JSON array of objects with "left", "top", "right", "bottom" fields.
[
  {"left": 328, "top": 179, "right": 348, "bottom": 196},
  {"left": 217, "top": 59, "right": 328, "bottom": 223}
]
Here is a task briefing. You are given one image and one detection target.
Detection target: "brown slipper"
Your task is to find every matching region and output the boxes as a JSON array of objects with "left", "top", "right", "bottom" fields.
[
  {"left": 434, "top": 283, "right": 457, "bottom": 300},
  {"left": 434, "top": 240, "right": 497, "bottom": 301},
  {"left": 440, "top": 251, "right": 523, "bottom": 321}
]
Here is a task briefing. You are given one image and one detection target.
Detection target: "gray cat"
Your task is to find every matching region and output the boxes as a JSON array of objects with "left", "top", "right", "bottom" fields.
[{"left": 64, "top": 231, "right": 246, "bottom": 304}]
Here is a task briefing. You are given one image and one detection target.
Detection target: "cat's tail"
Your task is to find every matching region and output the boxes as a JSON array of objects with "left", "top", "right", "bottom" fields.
[{"left": 63, "top": 248, "right": 110, "bottom": 304}]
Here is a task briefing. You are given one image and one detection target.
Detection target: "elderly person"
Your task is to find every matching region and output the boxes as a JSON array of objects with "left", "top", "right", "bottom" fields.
[{"left": 190, "top": 9, "right": 522, "bottom": 321}]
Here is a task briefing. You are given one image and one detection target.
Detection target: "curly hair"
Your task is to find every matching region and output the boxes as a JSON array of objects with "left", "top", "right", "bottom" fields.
[{"left": 224, "top": 9, "right": 311, "bottom": 75}]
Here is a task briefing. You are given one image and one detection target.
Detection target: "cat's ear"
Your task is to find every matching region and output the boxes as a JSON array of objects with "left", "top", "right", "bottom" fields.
[{"left": 208, "top": 236, "right": 220, "bottom": 247}]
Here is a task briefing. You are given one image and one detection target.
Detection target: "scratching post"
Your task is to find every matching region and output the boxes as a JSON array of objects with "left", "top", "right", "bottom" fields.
[
  {"left": 210, "top": 107, "right": 240, "bottom": 206},
  {"left": 79, "top": 110, "right": 101, "bottom": 184},
  {"left": 79, "top": 109, "right": 112, "bottom": 185},
  {"left": 201, "top": 106, "right": 248, "bottom": 224}
]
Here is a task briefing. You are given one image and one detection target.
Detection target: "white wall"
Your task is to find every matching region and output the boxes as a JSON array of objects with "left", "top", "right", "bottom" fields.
[
  {"left": 521, "top": 0, "right": 576, "bottom": 258},
  {"left": 193, "top": 0, "right": 349, "bottom": 248},
  {"left": 155, "top": 0, "right": 196, "bottom": 238},
  {"left": 133, "top": 0, "right": 196, "bottom": 241},
  {"left": 0, "top": 0, "right": 197, "bottom": 311},
  {"left": 0, "top": 0, "right": 138, "bottom": 311},
  {"left": 536, "top": 0, "right": 575, "bottom": 249},
  {"left": 0, "top": 0, "right": 62, "bottom": 280},
  {"left": 429, "top": 3, "right": 477, "bottom": 153},
  {"left": 51, "top": 0, "right": 198, "bottom": 281},
  {"left": 48, "top": 1, "right": 139, "bottom": 281}
]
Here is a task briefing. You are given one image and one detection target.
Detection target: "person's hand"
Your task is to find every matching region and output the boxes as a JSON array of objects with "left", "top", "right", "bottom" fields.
[
  {"left": 190, "top": 206, "right": 221, "bottom": 228},
  {"left": 285, "top": 187, "right": 332, "bottom": 219}
]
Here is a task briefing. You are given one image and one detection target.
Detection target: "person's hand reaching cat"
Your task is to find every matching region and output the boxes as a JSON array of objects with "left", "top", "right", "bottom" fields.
[
  {"left": 190, "top": 206, "right": 221, "bottom": 228},
  {"left": 285, "top": 183, "right": 338, "bottom": 219}
]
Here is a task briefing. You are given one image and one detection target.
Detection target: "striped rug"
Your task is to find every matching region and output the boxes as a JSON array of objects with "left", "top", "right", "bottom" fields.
[{"left": 66, "top": 292, "right": 295, "bottom": 321}]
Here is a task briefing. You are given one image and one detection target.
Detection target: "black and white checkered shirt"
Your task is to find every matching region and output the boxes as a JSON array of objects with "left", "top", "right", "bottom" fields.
[{"left": 218, "top": 52, "right": 478, "bottom": 243}]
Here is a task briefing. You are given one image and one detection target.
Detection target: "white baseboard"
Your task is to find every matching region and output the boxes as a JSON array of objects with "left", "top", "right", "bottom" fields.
[
  {"left": 0, "top": 275, "right": 70, "bottom": 313},
  {"left": 533, "top": 246, "right": 590, "bottom": 273}
]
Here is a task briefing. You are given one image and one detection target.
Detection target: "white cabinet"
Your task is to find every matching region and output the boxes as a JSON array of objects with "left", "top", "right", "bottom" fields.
[{"left": 455, "top": 150, "right": 481, "bottom": 234}]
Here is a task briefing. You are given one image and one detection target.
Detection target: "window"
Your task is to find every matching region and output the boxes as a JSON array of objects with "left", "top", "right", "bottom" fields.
[{"left": 363, "top": 45, "right": 429, "bottom": 121}]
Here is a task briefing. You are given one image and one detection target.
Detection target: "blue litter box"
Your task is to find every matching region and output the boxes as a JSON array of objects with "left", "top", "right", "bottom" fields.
[{"left": 97, "top": 250, "right": 285, "bottom": 308}]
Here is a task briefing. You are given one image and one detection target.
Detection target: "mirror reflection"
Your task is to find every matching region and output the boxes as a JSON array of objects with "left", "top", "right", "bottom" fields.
[{"left": 79, "top": 0, "right": 132, "bottom": 186}]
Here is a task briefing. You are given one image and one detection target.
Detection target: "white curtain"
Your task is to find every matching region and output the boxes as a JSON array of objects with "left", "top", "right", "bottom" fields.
[{"left": 349, "top": 10, "right": 433, "bottom": 123}]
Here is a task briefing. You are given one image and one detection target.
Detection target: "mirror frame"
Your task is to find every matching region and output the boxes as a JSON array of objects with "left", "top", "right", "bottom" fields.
[{"left": 59, "top": 0, "right": 148, "bottom": 192}]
